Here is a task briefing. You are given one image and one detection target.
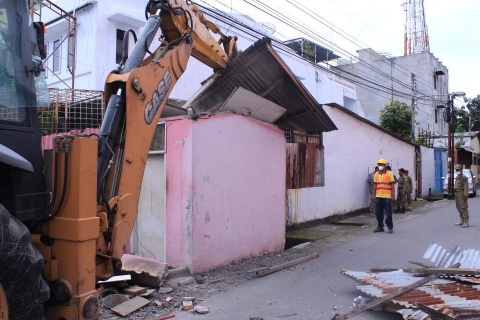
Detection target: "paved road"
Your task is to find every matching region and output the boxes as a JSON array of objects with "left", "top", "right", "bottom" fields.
[{"left": 172, "top": 197, "right": 478, "bottom": 320}]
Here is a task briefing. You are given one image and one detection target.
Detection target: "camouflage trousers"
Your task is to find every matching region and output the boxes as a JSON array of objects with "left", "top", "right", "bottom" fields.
[
  {"left": 396, "top": 190, "right": 408, "bottom": 209},
  {"left": 455, "top": 191, "right": 469, "bottom": 221}
]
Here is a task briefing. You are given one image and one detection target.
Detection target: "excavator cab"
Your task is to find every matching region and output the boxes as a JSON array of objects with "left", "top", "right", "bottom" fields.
[
  {"left": 0, "top": 1, "right": 51, "bottom": 319},
  {"left": 0, "top": 0, "right": 48, "bottom": 223}
]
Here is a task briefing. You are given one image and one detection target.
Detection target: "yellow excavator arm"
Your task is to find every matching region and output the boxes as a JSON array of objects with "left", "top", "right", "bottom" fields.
[{"left": 153, "top": 0, "right": 238, "bottom": 70}]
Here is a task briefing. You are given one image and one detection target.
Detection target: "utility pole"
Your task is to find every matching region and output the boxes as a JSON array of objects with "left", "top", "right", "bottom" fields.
[
  {"left": 448, "top": 92, "right": 467, "bottom": 199},
  {"left": 411, "top": 73, "right": 417, "bottom": 141}
]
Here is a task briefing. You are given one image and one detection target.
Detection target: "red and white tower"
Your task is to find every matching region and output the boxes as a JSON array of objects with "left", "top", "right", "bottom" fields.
[{"left": 402, "top": 0, "right": 430, "bottom": 55}]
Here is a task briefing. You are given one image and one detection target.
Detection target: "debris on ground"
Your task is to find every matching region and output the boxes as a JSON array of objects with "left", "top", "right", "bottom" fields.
[
  {"left": 121, "top": 254, "right": 168, "bottom": 287},
  {"left": 336, "top": 242, "right": 480, "bottom": 319}
]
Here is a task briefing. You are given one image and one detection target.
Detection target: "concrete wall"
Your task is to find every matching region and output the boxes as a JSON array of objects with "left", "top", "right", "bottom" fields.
[
  {"left": 287, "top": 106, "right": 417, "bottom": 225},
  {"left": 164, "top": 114, "right": 286, "bottom": 272}
]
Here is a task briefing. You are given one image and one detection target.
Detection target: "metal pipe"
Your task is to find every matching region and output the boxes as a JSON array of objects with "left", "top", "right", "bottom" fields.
[{"left": 120, "top": 10, "right": 162, "bottom": 74}]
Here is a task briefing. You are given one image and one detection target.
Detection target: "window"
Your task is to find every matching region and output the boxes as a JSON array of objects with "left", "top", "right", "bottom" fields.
[
  {"left": 285, "top": 130, "right": 324, "bottom": 188},
  {"left": 116, "top": 29, "right": 125, "bottom": 64},
  {"left": 149, "top": 122, "right": 166, "bottom": 153},
  {"left": 53, "top": 38, "right": 61, "bottom": 73},
  {"left": 433, "top": 74, "right": 437, "bottom": 89}
]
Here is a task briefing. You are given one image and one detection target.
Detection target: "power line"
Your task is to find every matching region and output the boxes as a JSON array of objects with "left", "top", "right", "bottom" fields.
[{"left": 196, "top": 1, "right": 441, "bottom": 111}]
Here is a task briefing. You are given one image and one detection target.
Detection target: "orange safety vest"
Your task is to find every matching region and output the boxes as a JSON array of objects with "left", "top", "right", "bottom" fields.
[{"left": 374, "top": 171, "right": 394, "bottom": 198}]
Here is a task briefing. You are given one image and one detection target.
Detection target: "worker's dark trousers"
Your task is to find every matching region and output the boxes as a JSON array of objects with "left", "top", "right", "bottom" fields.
[{"left": 375, "top": 197, "right": 393, "bottom": 230}]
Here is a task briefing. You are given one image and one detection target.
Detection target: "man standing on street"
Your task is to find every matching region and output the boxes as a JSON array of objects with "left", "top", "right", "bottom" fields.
[
  {"left": 371, "top": 158, "right": 396, "bottom": 233},
  {"left": 454, "top": 164, "right": 470, "bottom": 228}
]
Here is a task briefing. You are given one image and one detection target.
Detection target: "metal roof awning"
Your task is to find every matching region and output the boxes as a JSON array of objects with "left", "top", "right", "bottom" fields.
[
  {"left": 185, "top": 38, "right": 337, "bottom": 133},
  {"left": 283, "top": 37, "right": 340, "bottom": 63}
]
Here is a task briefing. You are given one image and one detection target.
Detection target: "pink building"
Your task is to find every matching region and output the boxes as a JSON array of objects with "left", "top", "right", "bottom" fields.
[{"left": 136, "top": 113, "right": 286, "bottom": 272}]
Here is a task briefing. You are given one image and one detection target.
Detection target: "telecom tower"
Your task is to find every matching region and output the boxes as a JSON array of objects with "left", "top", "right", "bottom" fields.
[{"left": 402, "top": 0, "right": 430, "bottom": 55}]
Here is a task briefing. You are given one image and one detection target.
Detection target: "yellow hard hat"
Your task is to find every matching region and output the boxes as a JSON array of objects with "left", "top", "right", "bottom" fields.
[{"left": 377, "top": 158, "right": 387, "bottom": 165}]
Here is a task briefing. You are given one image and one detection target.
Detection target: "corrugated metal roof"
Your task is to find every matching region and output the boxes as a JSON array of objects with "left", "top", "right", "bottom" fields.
[
  {"left": 423, "top": 242, "right": 480, "bottom": 269},
  {"left": 343, "top": 269, "right": 480, "bottom": 319},
  {"left": 187, "top": 38, "right": 337, "bottom": 133}
]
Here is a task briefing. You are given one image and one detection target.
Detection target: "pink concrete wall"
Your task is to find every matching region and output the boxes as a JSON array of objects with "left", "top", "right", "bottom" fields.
[
  {"left": 164, "top": 114, "right": 286, "bottom": 272},
  {"left": 164, "top": 119, "right": 194, "bottom": 268}
]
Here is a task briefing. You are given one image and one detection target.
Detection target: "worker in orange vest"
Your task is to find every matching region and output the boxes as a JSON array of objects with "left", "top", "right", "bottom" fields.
[{"left": 371, "top": 158, "right": 396, "bottom": 233}]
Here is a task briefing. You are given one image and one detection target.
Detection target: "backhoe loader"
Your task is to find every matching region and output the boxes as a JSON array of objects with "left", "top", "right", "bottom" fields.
[{"left": 0, "top": 0, "right": 237, "bottom": 319}]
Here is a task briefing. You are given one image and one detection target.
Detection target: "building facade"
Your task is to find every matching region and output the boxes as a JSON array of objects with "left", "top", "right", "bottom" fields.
[{"left": 335, "top": 49, "right": 449, "bottom": 138}]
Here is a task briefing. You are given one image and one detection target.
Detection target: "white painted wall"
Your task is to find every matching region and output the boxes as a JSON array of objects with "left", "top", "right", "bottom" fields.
[
  {"left": 43, "top": 1, "right": 147, "bottom": 90},
  {"left": 287, "top": 106, "right": 417, "bottom": 225}
]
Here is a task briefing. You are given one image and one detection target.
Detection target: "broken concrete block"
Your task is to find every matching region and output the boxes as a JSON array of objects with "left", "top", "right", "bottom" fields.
[
  {"left": 193, "top": 305, "right": 209, "bottom": 314},
  {"left": 182, "top": 300, "right": 194, "bottom": 310},
  {"left": 121, "top": 254, "right": 168, "bottom": 287},
  {"left": 123, "top": 286, "right": 147, "bottom": 296},
  {"left": 165, "top": 266, "right": 191, "bottom": 280}
]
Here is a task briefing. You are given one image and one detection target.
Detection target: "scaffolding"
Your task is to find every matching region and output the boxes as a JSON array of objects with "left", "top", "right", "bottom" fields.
[
  {"left": 38, "top": 88, "right": 104, "bottom": 135},
  {"left": 30, "top": 1, "right": 105, "bottom": 135},
  {"left": 30, "top": 0, "right": 78, "bottom": 90}
]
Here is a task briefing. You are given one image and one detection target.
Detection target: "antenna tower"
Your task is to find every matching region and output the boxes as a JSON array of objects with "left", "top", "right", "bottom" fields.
[{"left": 402, "top": 0, "right": 430, "bottom": 55}]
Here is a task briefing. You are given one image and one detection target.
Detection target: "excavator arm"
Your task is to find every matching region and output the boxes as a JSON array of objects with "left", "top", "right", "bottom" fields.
[{"left": 95, "top": 0, "right": 238, "bottom": 276}]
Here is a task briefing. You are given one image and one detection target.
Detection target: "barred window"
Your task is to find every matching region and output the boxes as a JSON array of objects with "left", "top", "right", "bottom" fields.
[{"left": 285, "top": 130, "right": 324, "bottom": 188}]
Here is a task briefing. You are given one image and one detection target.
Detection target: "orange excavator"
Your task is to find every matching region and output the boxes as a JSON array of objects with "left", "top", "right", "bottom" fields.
[{"left": 0, "top": 0, "right": 237, "bottom": 319}]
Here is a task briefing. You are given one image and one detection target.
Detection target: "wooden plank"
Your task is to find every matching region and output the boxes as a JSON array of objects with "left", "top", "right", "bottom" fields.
[
  {"left": 111, "top": 296, "right": 150, "bottom": 317},
  {"left": 408, "top": 260, "right": 434, "bottom": 268},
  {"left": 369, "top": 267, "right": 479, "bottom": 275},
  {"left": 254, "top": 253, "right": 320, "bottom": 277},
  {"left": 332, "top": 274, "right": 438, "bottom": 320}
]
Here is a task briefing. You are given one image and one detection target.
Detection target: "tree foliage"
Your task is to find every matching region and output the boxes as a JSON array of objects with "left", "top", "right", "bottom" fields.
[
  {"left": 379, "top": 100, "right": 415, "bottom": 141},
  {"left": 454, "top": 95, "right": 480, "bottom": 131}
]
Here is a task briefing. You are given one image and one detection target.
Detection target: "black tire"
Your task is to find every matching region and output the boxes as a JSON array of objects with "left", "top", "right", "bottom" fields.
[{"left": 0, "top": 204, "right": 50, "bottom": 320}]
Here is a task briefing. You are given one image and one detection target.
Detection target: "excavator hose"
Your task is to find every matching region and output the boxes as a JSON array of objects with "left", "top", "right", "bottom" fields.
[{"left": 0, "top": 204, "right": 49, "bottom": 320}]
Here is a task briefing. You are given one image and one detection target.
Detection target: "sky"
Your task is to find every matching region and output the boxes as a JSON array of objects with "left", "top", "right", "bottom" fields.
[{"left": 197, "top": 0, "right": 480, "bottom": 99}]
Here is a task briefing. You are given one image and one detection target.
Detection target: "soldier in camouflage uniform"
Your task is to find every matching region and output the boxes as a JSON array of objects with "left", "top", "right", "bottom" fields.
[
  {"left": 396, "top": 169, "right": 408, "bottom": 213},
  {"left": 367, "top": 166, "right": 379, "bottom": 214},
  {"left": 405, "top": 170, "right": 413, "bottom": 210},
  {"left": 454, "top": 164, "right": 469, "bottom": 228}
]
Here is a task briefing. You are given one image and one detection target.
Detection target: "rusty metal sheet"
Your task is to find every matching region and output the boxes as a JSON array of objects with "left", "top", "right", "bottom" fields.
[{"left": 343, "top": 269, "right": 480, "bottom": 319}]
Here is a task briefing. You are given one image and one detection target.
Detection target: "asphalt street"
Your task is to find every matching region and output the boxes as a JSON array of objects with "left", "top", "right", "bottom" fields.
[{"left": 172, "top": 197, "right": 478, "bottom": 320}]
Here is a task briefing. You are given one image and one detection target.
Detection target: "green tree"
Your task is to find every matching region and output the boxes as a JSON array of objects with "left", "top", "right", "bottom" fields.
[
  {"left": 455, "top": 95, "right": 480, "bottom": 131},
  {"left": 379, "top": 100, "right": 415, "bottom": 141}
]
